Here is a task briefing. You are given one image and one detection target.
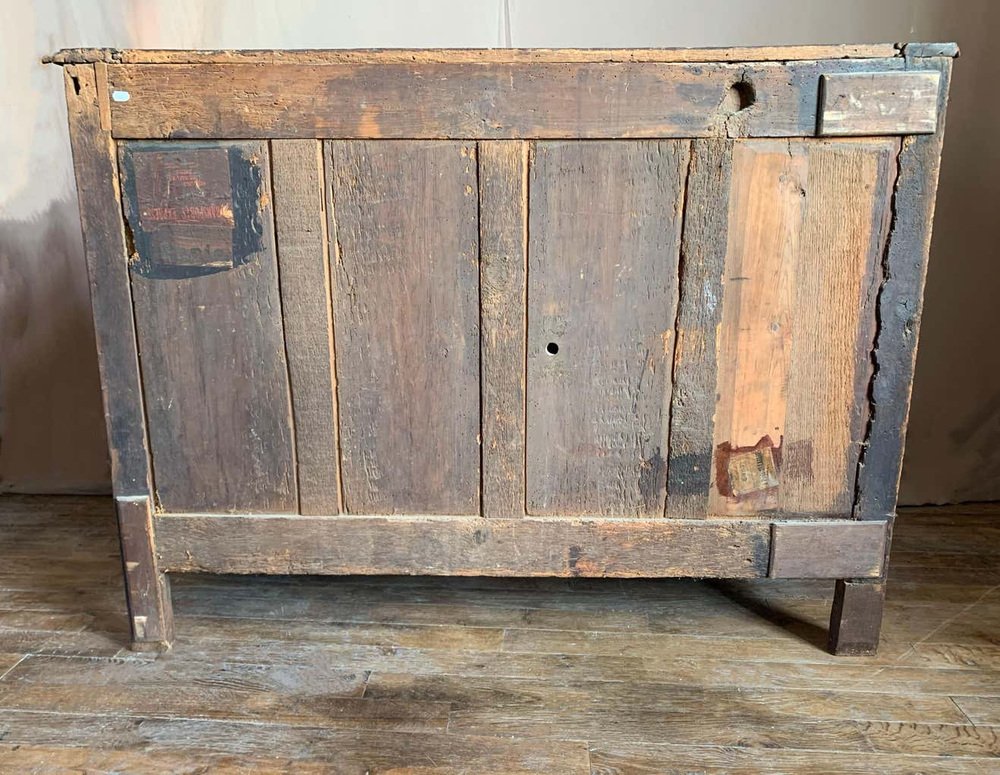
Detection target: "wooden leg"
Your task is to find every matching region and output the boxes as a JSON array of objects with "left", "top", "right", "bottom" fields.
[
  {"left": 116, "top": 496, "right": 174, "bottom": 651},
  {"left": 828, "top": 578, "right": 885, "bottom": 655}
]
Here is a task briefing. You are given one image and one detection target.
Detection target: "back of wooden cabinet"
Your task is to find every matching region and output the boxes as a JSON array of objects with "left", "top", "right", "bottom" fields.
[{"left": 117, "top": 134, "right": 896, "bottom": 520}]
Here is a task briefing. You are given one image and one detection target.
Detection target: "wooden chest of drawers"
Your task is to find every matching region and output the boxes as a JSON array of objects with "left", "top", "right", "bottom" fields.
[{"left": 51, "top": 43, "right": 955, "bottom": 654}]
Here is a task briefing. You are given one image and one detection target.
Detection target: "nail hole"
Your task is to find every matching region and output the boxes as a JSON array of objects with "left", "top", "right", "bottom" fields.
[
  {"left": 112, "top": 90, "right": 131, "bottom": 103},
  {"left": 724, "top": 80, "right": 756, "bottom": 112},
  {"left": 546, "top": 342, "right": 559, "bottom": 355}
]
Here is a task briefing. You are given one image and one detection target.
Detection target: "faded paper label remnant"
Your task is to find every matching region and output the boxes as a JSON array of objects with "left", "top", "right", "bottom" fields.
[{"left": 728, "top": 445, "right": 780, "bottom": 497}]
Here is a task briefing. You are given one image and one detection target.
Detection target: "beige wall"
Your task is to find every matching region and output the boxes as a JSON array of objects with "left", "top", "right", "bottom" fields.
[{"left": 1, "top": 0, "right": 996, "bottom": 504}]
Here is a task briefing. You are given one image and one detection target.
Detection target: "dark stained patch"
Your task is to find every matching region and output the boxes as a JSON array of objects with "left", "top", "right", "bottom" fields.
[
  {"left": 120, "top": 142, "right": 265, "bottom": 279},
  {"left": 567, "top": 545, "right": 584, "bottom": 576},
  {"left": 667, "top": 452, "right": 714, "bottom": 499}
]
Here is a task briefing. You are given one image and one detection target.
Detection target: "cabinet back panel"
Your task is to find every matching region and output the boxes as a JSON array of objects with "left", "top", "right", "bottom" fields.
[
  {"left": 526, "top": 141, "right": 689, "bottom": 517},
  {"left": 709, "top": 138, "right": 897, "bottom": 516},
  {"left": 326, "top": 141, "right": 482, "bottom": 515},
  {"left": 121, "top": 141, "right": 297, "bottom": 514}
]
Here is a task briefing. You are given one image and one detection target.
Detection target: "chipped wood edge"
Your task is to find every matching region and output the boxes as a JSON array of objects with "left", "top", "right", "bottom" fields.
[
  {"left": 666, "top": 138, "right": 733, "bottom": 517},
  {"left": 44, "top": 43, "right": 910, "bottom": 66},
  {"left": 853, "top": 56, "right": 953, "bottom": 521}
]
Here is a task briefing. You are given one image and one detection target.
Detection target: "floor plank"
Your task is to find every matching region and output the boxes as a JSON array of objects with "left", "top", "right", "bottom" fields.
[{"left": 0, "top": 494, "right": 998, "bottom": 772}]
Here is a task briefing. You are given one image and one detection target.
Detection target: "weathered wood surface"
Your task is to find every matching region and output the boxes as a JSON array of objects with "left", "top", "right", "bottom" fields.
[
  {"left": 103, "top": 59, "right": 915, "bottom": 139},
  {"left": 121, "top": 141, "right": 297, "bottom": 514},
  {"left": 855, "top": 59, "right": 953, "bottom": 520},
  {"left": 710, "top": 138, "right": 897, "bottom": 516},
  {"left": 327, "top": 141, "right": 480, "bottom": 515},
  {"left": 46, "top": 43, "right": 905, "bottom": 65},
  {"left": 154, "top": 513, "right": 771, "bottom": 578},
  {"left": 63, "top": 65, "right": 151, "bottom": 497},
  {"left": 271, "top": 140, "right": 341, "bottom": 515},
  {"left": 818, "top": 71, "right": 941, "bottom": 136},
  {"left": 526, "top": 141, "right": 688, "bottom": 517},
  {"left": 769, "top": 521, "right": 887, "bottom": 579},
  {"left": 478, "top": 141, "right": 528, "bottom": 519},
  {"left": 829, "top": 579, "right": 887, "bottom": 655},
  {"left": 115, "top": 496, "right": 172, "bottom": 648},
  {"left": 666, "top": 139, "right": 733, "bottom": 517}
]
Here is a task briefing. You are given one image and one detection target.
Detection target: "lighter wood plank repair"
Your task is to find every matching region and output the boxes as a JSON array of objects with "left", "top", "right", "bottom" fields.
[{"left": 0, "top": 495, "right": 996, "bottom": 773}]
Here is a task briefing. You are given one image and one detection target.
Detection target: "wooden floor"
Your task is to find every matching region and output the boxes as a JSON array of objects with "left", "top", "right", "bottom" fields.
[{"left": 0, "top": 497, "right": 997, "bottom": 773}]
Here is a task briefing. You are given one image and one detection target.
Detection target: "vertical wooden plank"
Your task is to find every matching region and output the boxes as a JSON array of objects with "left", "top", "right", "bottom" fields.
[
  {"left": 116, "top": 495, "right": 173, "bottom": 650},
  {"left": 828, "top": 579, "right": 885, "bottom": 655},
  {"left": 710, "top": 141, "right": 806, "bottom": 515},
  {"left": 666, "top": 138, "right": 733, "bottom": 517},
  {"left": 855, "top": 57, "right": 953, "bottom": 520},
  {"left": 479, "top": 141, "right": 528, "bottom": 518},
  {"left": 121, "top": 141, "right": 297, "bottom": 514},
  {"left": 780, "top": 139, "right": 897, "bottom": 514},
  {"left": 526, "top": 141, "right": 689, "bottom": 517},
  {"left": 63, "top": 64, "right": 151, "bottom": 497},
  {"left": 711, "top": 139, "right": 897, "bottom": 517},
  {"left": 328, "top": 141, "right": 481, "bottom": 515},
  {"left": 272, "top": 140, "right": 342, "bottom": 515}
]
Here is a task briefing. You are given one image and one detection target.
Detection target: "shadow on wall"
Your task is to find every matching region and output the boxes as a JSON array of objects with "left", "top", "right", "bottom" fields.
[{"left": 0, "top": 197, "right": 110, "bottom": 493}]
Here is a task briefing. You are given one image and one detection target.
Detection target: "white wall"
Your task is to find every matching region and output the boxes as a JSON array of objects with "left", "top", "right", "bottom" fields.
[{"left": 1, "top": 0, "right": 996, "bottom": 503}]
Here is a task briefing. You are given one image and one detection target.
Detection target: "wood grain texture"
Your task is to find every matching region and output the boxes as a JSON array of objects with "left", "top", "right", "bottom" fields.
[
  {"left": 829, "top": 579, "right": 886, "bottom": 655},
  {"left": 63, "top": 65, "right": 151, "bottom": 497},
  {"left": 526, "top": 141, "right": 688, "bottom": 517},
  {"left": 818, "top": 71, "right": 941, "bottom": 136},
  {"left": 115, "top": 495, "right": 172, "bottom": 648},
  {"left": 710, "top": 139, "right": 897, "bottom": 517},
  {"left": 102, "top": 59, "right": 910, "bottom": 140},
  {"left": 666, "top": 139, "right": 733, "bottom": 517},
  {"left": 780, "top": 139, "right": 898, "bottom": 514},
  {"left": 710, "top": 140, "right": 805, "bottom": 514},
  {"left": 769, "top": 521, "right": 887, "bottom": 579},
  {"left": 855, "top": 59, "right": 953, "bottom": 521},
  {"left": 271, "top": 140, "right": 341, "bottom": 515},
  {"left": 121, "top": 141, "right": 297, "bottom": 514},
  {"left": 47, "top": 43, "right": 905, "bottom": 65},
  {"left": 478, "top": 141, "right": 528, "bottom": 519},
  {"left": 327, "top": 141, "right": 480, "bottom": 515},
  {"left": 154, "top": 513, "right": 771, "bottom": 578}
]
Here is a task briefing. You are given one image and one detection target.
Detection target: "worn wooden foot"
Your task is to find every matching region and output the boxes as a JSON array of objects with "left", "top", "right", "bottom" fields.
[
  {"left": 116, "top": 496, "right": 174, "bottom": 651},
  {"left": 828, "top": 578, "right": 885, "bottom": 655}
]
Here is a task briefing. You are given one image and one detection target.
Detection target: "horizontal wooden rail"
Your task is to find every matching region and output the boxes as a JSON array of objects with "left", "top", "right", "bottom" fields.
[
  {"left": 102, "top": 59, "right": 920, "bottom": 140},
  {"left": 153, "top": 513, "right": 887, "bottom": 580}
]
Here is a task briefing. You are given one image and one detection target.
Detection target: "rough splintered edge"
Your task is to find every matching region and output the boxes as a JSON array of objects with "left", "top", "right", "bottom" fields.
[{"left": 38, "top": 43, "right": 958, "bottom": 66}]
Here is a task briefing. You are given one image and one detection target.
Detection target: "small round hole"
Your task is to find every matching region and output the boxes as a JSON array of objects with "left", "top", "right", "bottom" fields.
[
  {"left": 724, "top": 80, "right": 756, "bottom": 113},
  {"left": 546, "top": 342, "right": 559, "bottom": 355}
]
